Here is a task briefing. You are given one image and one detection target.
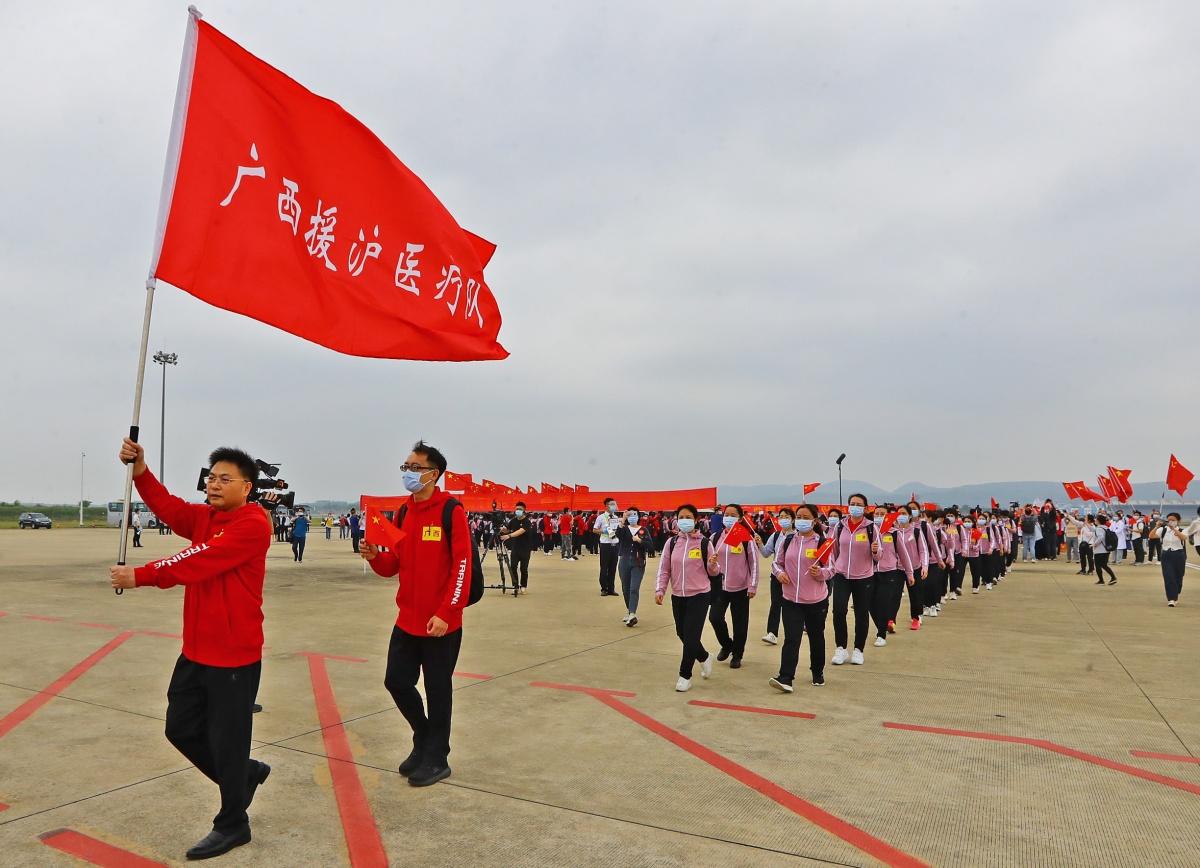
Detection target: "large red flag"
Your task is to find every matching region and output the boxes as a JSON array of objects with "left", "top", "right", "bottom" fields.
[
  {"left": 802, "top": 482, "right": 821, "bottom": 496},
  {"left": 150, "top": 11, "right": 507, "bottom": 361},
  {"left": 1106, "top": 467, "right": 1133, "bottom": 503},
  {"left": 443, "top": 471, "right": 472, "bottom": 491},
  {"left": 1167, "top": 455, "right": 1194, "bottom": 497},
  {"left": 1096, "top": 475, "right": 1116, "bottom": 501},
  {"left": 1075, "top": 482, "right": 1103, "bottom": 502}
]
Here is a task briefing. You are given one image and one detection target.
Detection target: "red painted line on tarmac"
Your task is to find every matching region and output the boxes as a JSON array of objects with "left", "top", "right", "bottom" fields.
[
  {"left": 885, "top": 723, "right": 1200, "bottom": 797},
  {"left": 528, "top": 680, "right": 637, "bottom": 697},
  {"left": 1131, "top": 750, "right": 1200, "bottom": 764},
  {"left": 301, "top": 652, "right": 388, "bottom": 868},
  {"left": 534, "top": 683, "right": 927, "bottom": 867},
  {"left": 137, "top": 630, "right": 182, "bottom": 639},
  {"left": 0, "top": 632, "right": 135, "bottom": 740},
  {"left": 38, "top": 827, "right": 168, "bottom": 866},
  {"left": 0, "top": 802, "right": 8, "bottom": 811},
  {"left": 77, "top": 622, "right": 120, "bottom": 631},
  {"left": 22, "top": 614, "right": 64, "bottom": 622},
  {"left": 688, "top": 699, "right": 816, "bottom": 720},
  {"left": 453, "top": 671, "right": 493, "bottom": 681}
]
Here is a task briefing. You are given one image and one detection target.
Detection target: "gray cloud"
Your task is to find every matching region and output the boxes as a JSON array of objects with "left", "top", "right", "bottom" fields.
[{"left": 2, "top": 0, "right": 1197, "bottom": 504}]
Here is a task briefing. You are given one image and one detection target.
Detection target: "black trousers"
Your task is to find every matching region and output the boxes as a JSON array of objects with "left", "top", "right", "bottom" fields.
[
  {"left": 1148, "top": 538, "right": 1162, "bottom": 562},
  {"left": 766, "top": 576, "right": 783, "bottom": 636},
  {"left": 926, "top": 564, "right": 946, "bottom": 606},
  {"left": 951, "top": 556, "right": 967, "bottom": 592},
  {"left": 291, "top": 537, "right": 306, "bottom": 561},
  {"left": 1079, "top": 541, "right": 1094, "bottom": 573},
  {"left": 908, "top": 573, "right": 926, "bottom": 619},
  {"left": 991, "top": 551, "right": 1004, "bottom": 580},
  {"left": 1162, "top": 549, "right": 1186, "bottom": 601},
  {"left": 598, "top": 545, "right": 618, "bottom": 593},
  {"left": 351, "top": 531, "right": 361, "bottom": 553},
  {"left": 778, "top": 598, "right": 828, "bottom": 684},
  {"left": 509, "top": 548, "right": 530, "bottom": 587},
  {"left": 708, "top": 579, "right": 749, "bottom": 658},
  {"left": 871, "top": 570, "right": 902, "bottom": 636},
  {"left": 1133, "top": 538, "right": 1145, "bottom": 564},
  {"left": 165, "top": 655, "right": 262, "bottom": 833},
  {"left": 671, "top": 592, "right": 711, "bottom": 678},
  {"left": 1094, "top": 552, "right": 1117, "bottom": 583},
  {"left": 968, "top": 556, "right": 985, "bottom": 588},
  {"left": 832, "top": 575, "right": 875, "bottom": 652},
  {"left": 384, "top": 626, "right": 463, "bottom": 765}
]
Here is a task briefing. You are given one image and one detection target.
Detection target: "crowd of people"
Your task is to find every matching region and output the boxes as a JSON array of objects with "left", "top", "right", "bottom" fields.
[{"left": 467, "top": 496, "right": 1199, "bottom": 694}]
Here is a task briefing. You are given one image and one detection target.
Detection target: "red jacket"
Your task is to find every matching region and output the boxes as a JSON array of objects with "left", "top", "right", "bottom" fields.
[
  {"left": 558, "top": 514, "right": 573, "bottom": 535},
  {"left": 133, "top": 470, "right": 271, "bottom": 667},
  {"left": 369, "top": 490, "right": 471, "bottom": 635}
]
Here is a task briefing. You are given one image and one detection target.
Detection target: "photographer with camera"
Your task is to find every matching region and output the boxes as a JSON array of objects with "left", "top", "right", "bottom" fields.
[
  {"left": 109, "top": 438, "right": 274, "bottom": 861},
  {"left": 500, "top": 501, "right": 534, "bottom": 594}
]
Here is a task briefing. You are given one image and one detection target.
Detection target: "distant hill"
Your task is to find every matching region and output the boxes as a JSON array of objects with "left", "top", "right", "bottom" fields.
[{"left": 718, "top": 480, "right": 1198, "bottom": 508}]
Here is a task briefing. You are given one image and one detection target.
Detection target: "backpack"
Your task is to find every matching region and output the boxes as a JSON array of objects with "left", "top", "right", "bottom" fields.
[
  {"left": 1021, "top": 515, "right": 1037, "bottom": 534},
  {"left": 667, "top": 534, "right": 710, "bottom": 565},
  {"left": 1104, "top": 527, "right": 1118, "bottom": 551},
  {"left": 395, "top": 498, "right": 485, "bottom": 606},
  {"left": 780, "top": 529, "right": 826, "bottom": 561}
]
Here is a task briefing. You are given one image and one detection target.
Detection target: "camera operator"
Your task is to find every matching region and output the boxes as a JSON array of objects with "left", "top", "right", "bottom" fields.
[
  {"left": 108, "top": 438, "right": 274, "bottom": 861},
  {"left": 500, "top": 501, "right": 534, "bottom": 594}
]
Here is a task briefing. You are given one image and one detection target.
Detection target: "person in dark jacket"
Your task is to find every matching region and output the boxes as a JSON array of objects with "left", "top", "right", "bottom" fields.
[{"left": 1038, "top": 499, "right": 1059, "bottom": 560}]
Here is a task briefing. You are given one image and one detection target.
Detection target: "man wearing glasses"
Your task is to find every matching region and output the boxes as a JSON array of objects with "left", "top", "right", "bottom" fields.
[
  {"left": 360, "top": 441, "right": 471, "bottom": 787},
  {"left": 109, "top": 439, "right": 274, "bottom": 861}
]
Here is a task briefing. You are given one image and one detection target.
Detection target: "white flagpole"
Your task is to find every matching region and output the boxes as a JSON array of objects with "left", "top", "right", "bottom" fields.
[{"left": 116, "top": 7, "right": 203, "bottom": 592}]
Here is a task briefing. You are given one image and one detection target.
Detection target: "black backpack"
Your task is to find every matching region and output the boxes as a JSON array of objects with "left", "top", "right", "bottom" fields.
[
  {"left": 1104, "top": 527, "right": 1118, "bottom": 551},
  {"left": 1021, "top": 515, "right": 1037, "bottom": 534},
  {"left": 780, "top": 529, "right": 826, "bottom": 560},
  {"left": 395, "top": 498, "right": 485, "bottom": 606},
  {"left": 667, "top": 534, "right": 710, "bottom": 564}
]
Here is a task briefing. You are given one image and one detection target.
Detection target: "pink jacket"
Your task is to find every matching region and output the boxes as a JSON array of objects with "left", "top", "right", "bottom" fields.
[
  {"left": 713, "top": 529, "right": 759, "bottom": 594},
  {"left": 771, "top": 531, "right": 833, "bottom": 603},
  {"left": 978, "top": 523, "right": 996, "bottom": 555},
  {"left": 656, "top": 532, "right": 720, "bottom": 598},
  {"left": 830, "top": 518, "right": 877, "bottom": 580},
  {"left": 915, "top": 521, "right": 946, "bottom": 568},
  {"left": 874, "top": 525, "right": 915, "bottom": 581},
  {"left": 945, "top": 524, "right": 965, "bottom": 556},
  {"left": 896, "top": 525, "right": 928, "bottom": 573},
  {"left": 937, "top": 526, "right": 956, "bottom": 568}
]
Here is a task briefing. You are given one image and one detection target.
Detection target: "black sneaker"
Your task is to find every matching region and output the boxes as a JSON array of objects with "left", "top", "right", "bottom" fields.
[
  {"left": 730, "top": 657, "right": 742, "bottom": 669},
  {"left": 398, "top": 745, "right": 423, "bottom": 777},
  {"left": 1095, "top": 580, "right": 1105, "bottom": 585},
  {"left": 408, "top": 762, "right": 451, "bottom": 787},
  {"left": 1108, "top": 579, "right": 1117, "bottom": 585},
  {"left": 812, "top": 672, "right": 825, "bottom": 686},
  {"left": 716, "top": 647, "right": 732, "bottom": 662}
]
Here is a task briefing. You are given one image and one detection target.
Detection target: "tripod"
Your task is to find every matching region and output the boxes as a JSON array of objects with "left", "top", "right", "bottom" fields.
[{"left": 480, "top": 514, "right": 516, "bottom": 596}]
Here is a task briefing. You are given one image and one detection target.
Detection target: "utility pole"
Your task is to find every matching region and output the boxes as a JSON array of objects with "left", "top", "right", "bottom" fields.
[
  {"left": 80, "top": 451, "right": 86, "bottom": 526},
  {"left": 152, "top": 351, "right": 179, "bottom": 483}
]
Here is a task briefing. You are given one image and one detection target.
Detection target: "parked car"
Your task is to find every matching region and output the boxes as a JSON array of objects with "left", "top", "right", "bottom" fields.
[{"left": 18, "top": 512, "right": 53, "bottom": 529}]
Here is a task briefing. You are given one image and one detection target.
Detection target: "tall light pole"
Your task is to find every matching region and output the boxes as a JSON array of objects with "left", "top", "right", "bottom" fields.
[
  {"left": 152, "top": 351, "right": 178, "bottom": 483},
  {"left": 79, "top": 451, "right": 86, "bottom": 527},
  {"left": 835, "top": 453, "right": 846, "bottom": 507}
]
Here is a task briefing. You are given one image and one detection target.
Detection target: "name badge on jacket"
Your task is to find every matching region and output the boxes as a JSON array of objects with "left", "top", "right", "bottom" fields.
[
  {"left": 805, "top": 548, "right": 817, "bottom": 559},
  {"left": 687, "top": 548, "right": 702, "bottom": 559},
  {"left": 422, "top": 526, "right": 443, "bottom": 542},
  {"left": 730, "top": 545, "right": 744, "bottom": 554},
  {"left": 882, "top": 534, "right": 893, "bottom": 543},
  {"left": 855, "top": 533, "right": 868, "bottom": 542}
]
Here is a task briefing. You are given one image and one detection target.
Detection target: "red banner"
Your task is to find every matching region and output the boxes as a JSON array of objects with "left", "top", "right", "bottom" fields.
[
  {"left": 1167, "top": 455, "right": 1194, "bottom": 497},
  {"left": 151, "top": 11, "right": 506, "bottom": 361}
]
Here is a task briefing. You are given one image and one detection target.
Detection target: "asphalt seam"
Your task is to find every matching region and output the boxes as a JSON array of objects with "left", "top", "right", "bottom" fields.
[{"left": 0, "top": 680, "right": 167, "bottom": 724}]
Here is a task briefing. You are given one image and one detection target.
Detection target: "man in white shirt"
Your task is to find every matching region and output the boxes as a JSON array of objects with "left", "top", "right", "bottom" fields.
[{"left": 594, "top": 498, "right": 621, "bottom": 597}]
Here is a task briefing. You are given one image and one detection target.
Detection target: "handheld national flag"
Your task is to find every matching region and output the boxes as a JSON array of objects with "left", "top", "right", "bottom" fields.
[
  {"left": 723, "top": 520, "right": 754, "bottom": 549},
  {"left": 879, "top": 512, "right": 899, "bottom": 534},
  {"left": 150, "top": 10, "right": 507, "bottom": 361},
  {"left": 971, "top": 528, "right": 983, "bottom": 542},
  {"left": 1106, "top": 467, "right": 1133, "bottom": 503},
  {"left": 1097, "top": 475, "right": 1116, "bottom": 501},
  {"left": 1167, "top": 454, "right": 1194, "bottom": 497},
  {"left": 990, "top": 497, "right": 999, "bottom": 510},
  {"left": 364, "top": 506, "right": 406, "bottom": 548},
  {"left": 802, "top": 482, "right": 821, "bottom": 496},
  {"left": 814, "top": 538, "right": 836, "bottom": 565}
]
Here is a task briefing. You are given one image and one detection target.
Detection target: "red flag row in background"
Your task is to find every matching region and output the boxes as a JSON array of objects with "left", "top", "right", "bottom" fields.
[{"left": 1060, "top": 457, "right": 1194, "bottom": 504}]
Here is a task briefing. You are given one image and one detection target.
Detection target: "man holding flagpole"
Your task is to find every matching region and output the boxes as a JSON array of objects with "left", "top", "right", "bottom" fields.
[{"left": 109, "top": 437, "right": 274, "bottom": 860}]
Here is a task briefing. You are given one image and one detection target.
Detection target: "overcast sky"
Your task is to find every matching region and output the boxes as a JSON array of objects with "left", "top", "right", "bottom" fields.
[{"left": 3, "top": 1, "right": 1198, "bottom": 504}]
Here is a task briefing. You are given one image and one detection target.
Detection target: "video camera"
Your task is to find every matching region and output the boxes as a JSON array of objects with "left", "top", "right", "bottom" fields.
[{"left": 196, "top": 458, "right": 296, "bottom": 509}]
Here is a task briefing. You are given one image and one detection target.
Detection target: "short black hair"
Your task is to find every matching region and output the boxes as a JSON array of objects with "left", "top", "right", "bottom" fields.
[
  {"left": 724, "top": 503, "right": 745, "bottom": 518},
  {"left": 209, "top": 447, "right": 257, "bottom": 483},
  {"left": 848, "top": 492, "right": 868, "bottom": 507},
  {"left": 515, "top": 501, "right": 526, "bottom": 509},
  {"left": 605, "top": 497, "right": 617, "bottom": 506},
  {"left": 1168, "top": 512, "right": 1182, "bottom": 521},
  {"left": 676, "top": 503, "right": 698, "bottom": 519},
  {"left": 411, "top": 440, "right": 447, "bottom": 480}
]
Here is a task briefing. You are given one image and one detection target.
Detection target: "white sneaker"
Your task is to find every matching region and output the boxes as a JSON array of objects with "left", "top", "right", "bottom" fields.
[
  {"left": 675, "top": 676, "right": 691, "bottom": 692},
  {"left": 972, "top": 587, "right": 980, "bottom": 594},
  {"left": 929, "top": 607, "right": 939, "bottom": 617},
  {"left": 762, "top": 632, "right": 778, "bottom": 645},
  {"left": 622, "top": 613, "right": 632, "bottom": 624},
  {"left": 1168, "top": 601, "right": 1176, "bottom": 607},
  {"left": 985, "top": 583, "right": 993, "bottom": 590},
  {"left": 832, "top": 647, "right": 848, "bottom": 665},
  {"left": 874, "top": 636, "right": 887, "bottom": 647},
  {"left": 850, "top": 649, "right": 865, "bottom": 665},
  {"left": 922, "top": 607, "right": 931, "bottom": 617},
  {"left": 768, "top": 677, "right": 793, "bottom": 693},
  {"left": 700, "top": 656, "right": 714, "bottom": 679}
]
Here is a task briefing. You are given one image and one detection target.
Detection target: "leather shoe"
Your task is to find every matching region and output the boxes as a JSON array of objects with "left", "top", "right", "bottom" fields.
[
  {"left": 246, "top": 761, "right": 271, "bottom": 808},
  {"left": 730, "top": 657, "right": 742, "bottom": 669},
  {"left": 716, "top": 647, "right": 732, "bottom": 662},
  {"left": 408, "top": 762, "right": 451, "bottom": 787},
  {"left": 398, "top": 745, "right": 423, "bottom": 777},
  {"left": 186, "top": 827, "right": 251, "bottom": 860}
]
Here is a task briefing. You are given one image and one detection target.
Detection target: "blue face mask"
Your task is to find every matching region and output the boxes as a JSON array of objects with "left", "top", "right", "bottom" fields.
[
  {"left": 515, "top": 509, "right": 525, "bottom": 518},
  {"left": 963, "top": 521, "right": 973, "bottom": 528},
  {"left": 677, "top": 518, "right": 696, "bottom": 533},
  {"left": 628, "top": 513, "right": 639, "bottom": 525},
  {"left": 723, "top": 516, "right": 737, "bottom": 529},
  {"left": 607, "top": 504, "right": 618, "bottom": 514},
  {"left": 829, "top": 516, "right": 841, "bottom": 526},
  {"left": 402, "top": 470, "right": 428, "bottom": 493},
  {"left": 873, "top": 516, "right": 884, "bottom": 526},
  {"left": 796, "top": 519, "right": 814, "bottom": 533},
  {"left": 778, "top": 518, "right": 793, "bottom": 530},
  {"left": 897, "top": 515, "right": 911, "bottom": 525},
  {"left": 848, "top": 505, "right": 865, "bottom": 519}
]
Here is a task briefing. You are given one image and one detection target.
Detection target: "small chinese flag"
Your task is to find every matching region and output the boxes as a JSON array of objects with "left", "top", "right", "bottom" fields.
[
  {"left": 802, "top": 482, "right": 821, "bottom": 496},
  {"left": 444, "top": 471, "right": 472, "bottom": 490},
  {"left": 879, "top": 511, "right": 899, "bottom": 535},
  {"left": 364, "top": 506, "right": 406, "bottom": 548},
  {"left": 724, "top": 520, "right": 754, "bottom": 549},
  {"left": 1106, "top": 466, "right": 1133, "bottom": 503},
  {"left": 971, "top": 528, "right": 983, "bottom": 543},
  {"left": 990, "top": 497, "right": 999, "bottom": 510},
  {"left": 1167, "top": 454, "right": 1194, "bottom": 497},
  {"left": 1062, "top": 481, "right": 1080, "bottom": 501},
  {"left": 814, "top": 538, "right": 836, "bottom": 565}
]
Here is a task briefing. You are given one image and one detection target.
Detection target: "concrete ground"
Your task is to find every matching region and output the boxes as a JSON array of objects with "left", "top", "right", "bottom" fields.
[{"left": 2, "top": 527, "right": 1199, "bottom": 867}]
